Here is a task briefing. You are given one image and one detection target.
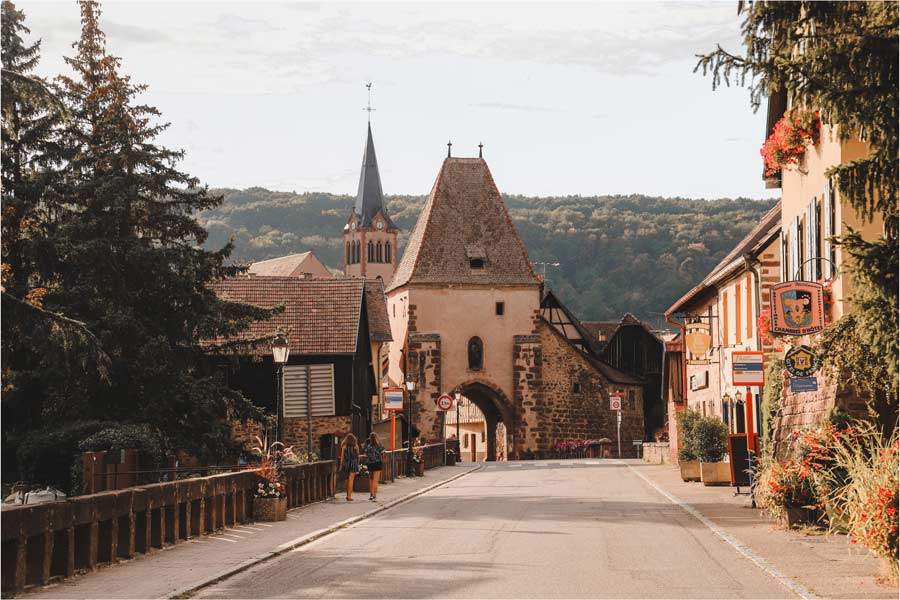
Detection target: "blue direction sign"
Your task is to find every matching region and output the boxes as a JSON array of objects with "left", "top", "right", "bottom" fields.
[{"left": 790, "top": 376, "right": 819, "bottom": 393}]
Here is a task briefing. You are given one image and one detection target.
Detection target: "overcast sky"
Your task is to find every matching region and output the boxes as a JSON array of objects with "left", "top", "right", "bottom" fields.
[{"left": 21, "top": 1, "right": 777, "bottom": 200}]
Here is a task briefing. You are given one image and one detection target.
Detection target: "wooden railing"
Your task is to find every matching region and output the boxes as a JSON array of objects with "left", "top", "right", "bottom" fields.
[{"left": 0, "top": 461, "right": 336, "bottom": 596}]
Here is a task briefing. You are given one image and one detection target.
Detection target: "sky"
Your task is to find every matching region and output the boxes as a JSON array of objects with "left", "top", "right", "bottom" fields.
[{"left": 20, "top": 1, "right": 778, "bottom": 200}]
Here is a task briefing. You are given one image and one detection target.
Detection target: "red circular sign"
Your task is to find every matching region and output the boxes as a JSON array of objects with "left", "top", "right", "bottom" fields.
[{"left": 436, "top": 394, "right": 453, "bottom": 411}]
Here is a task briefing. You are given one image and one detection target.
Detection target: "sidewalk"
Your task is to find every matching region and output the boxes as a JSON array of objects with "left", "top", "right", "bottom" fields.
[
  {"left": 628, "top": 461, "right": 894, "bottom": 600},
  {"left": 25, "top": 465, "right": 477, "bottom": 600}
]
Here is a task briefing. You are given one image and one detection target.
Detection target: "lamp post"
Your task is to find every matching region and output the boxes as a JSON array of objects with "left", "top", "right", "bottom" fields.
[
  {"left": 405, "top": 375, "right": 416, "bottom": 477},
  {"left": 271, "top": 332, "right": 290, "bottom": 444},
  {"left": 454, "top": 391, "right": 462, "bottom": 449}
]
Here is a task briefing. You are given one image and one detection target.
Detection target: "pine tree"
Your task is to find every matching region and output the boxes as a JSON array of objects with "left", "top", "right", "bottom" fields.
[
  {"left": 2, "top": 1, "right": 277, "bottom": 484},
  {"left": 696, "top": 1, "right": 898, "bottom": 426}
]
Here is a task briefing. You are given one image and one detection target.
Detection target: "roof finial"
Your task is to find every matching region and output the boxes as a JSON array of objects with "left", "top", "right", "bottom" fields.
[
  {"left": 363, "top": 82, "right": 375, "bottom": 123},
  {"left": 478, "top": 142, "right": 483, "bottom": 158},
  {"left": 447, "top": 139, "right": 452, "bottom": 158}
]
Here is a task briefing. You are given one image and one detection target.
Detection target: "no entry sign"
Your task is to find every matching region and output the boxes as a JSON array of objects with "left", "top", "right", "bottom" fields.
[{"left": 732, "top": 351, "right": 765, "bottom": 386}]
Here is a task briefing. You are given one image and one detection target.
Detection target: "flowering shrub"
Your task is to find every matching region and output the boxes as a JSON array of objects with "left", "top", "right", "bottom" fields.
[
  {"left": 552, "top": 439, "right": 608, "bottom": 453},
  {"left": 756, "top": 457, "right": 818, "bottom": 521},
  {"left": 251, "top": 436, "right": 294, "bottom": 499},
  {"left": 760, "top": 109, "right": 821, "bottom": 177},
  {"left": 757, "top": 309, "right": 773, "bottom": 346}
]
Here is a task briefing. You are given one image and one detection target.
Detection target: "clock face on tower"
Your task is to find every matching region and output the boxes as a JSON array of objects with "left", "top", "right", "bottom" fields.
[
  {"left": 376, "top": 221, "right": 384, "bottom": 230},
  {"left": 350, "top": 222, "right": 356, "bottom": 230}
]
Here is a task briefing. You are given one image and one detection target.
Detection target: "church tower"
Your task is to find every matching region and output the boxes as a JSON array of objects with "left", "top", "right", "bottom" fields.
[{"left": 343, "top": 123, "right": 398, "bottom": 282}]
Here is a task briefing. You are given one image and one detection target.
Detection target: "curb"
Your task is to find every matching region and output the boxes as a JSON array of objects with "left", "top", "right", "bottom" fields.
[{"left": 168, "top": 465, "right": 481, "bottom": 599}]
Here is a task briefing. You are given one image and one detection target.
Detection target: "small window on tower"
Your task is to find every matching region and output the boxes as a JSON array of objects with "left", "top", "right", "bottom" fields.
[
  {"left": 469, "top": 258, "right": 484, "bottom": 269},
  {"left": 572, "top": 382, "right": 581, "bottom": 394},
  {"left": 495, "top": 301, "right": 504, "bottom": 316}
]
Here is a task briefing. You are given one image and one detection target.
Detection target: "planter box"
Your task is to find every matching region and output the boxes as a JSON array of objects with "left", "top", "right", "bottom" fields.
[
  {"left": 679, "top": 460, "right": 701, "bottom": 482},
  {"left": 781, "top": 506, "right": 821, "bottom": 529},
  {"left": 415, "top": 461, "right": 425, "bottom": 477},
  {"left": 352, "top": 475, "right": 370, "bottom": 493},
  {"left": 254, "top": 496, "right": 287, "bottom": 521},
  {"left": 446, "top": 453, "right": 456, "bottom": 466},
  {"left": 700, "top": 461, "right": 731, "bottom": 486}
]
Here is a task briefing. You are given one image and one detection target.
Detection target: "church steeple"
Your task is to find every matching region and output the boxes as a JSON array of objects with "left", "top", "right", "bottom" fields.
[
  {"left": 353, "top": 124, "right": 393, "bottom": 229},
  {"left": 343, "top": 119, "right": 398, "bottom": 282}
]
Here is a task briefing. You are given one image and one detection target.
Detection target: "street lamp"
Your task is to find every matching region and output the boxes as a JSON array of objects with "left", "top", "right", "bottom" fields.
[
  {"left": 405, "top": 375, "right": 416, "bottom": 476},
  {"left": 271, "top": 332, "right": 290, "bottom": 443}
]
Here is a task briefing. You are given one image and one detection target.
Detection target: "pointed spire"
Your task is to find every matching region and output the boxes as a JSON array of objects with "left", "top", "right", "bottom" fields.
[
  {"left": 354, "top": 123, "right": 394, "bottom": 229},
  {"left": 447, "top": 139, "right": 452, "bottom": 158}
]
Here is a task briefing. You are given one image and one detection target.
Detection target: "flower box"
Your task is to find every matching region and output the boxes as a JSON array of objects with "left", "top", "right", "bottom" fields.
[
  {"left": 415, "top": 460, "right": 425, "bottom": 477},
  {"left": 446, "top": 452, "right": 457, "bottom": 467},
  {"left": 254, "top": 496, "right": 287, "bottom": 521},
  {"left": 352, "top": 473, "right": 370, "bottom": 493},
  {"left": 700, "top": 461, "right": 731, "bottom": 486},
  {"left": 680, "top": 460, "right": 701, "bottom": 482},
  {"left": 780, "top": 506, "right": 821, "bottom": 529}
]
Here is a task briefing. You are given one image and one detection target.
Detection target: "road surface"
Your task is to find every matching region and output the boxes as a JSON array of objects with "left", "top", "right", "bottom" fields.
[{"left": 197, "top": 460, "right": 793, "bottom": 599}]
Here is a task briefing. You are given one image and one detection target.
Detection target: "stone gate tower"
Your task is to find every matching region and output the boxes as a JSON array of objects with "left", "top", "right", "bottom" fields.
[{"left": 343, "top": 124, "right": 398, "bottom": 282}]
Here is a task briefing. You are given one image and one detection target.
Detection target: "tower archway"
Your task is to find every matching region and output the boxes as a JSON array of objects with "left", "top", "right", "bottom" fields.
[{"left": 454, "top": 379, "right": 515, "bottom": 461}]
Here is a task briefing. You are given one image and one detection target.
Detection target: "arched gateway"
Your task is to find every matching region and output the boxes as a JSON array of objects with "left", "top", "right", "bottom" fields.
[{"left": 384, "top": 156, "right": 647, "bottom": 459}]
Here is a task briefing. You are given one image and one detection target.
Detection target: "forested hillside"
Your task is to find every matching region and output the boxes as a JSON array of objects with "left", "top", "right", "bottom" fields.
[{"left": 201, "top": 189, "right": 777, "bottom": 325}]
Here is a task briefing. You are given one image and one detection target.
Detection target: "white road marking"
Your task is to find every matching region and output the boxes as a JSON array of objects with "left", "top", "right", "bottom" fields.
[
  {"left": 627, "top": 464, "right": 818, "bottom": 600},
  {"left": 209, "top": 536, "right": 237, "bottom": 543}
]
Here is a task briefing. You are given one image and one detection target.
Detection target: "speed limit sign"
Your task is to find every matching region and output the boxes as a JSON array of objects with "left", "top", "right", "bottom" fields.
[
  {"left": 436, "top": 393, "right": 453, "bottom": 411},
  {"left": 610, "top": 394, "right": 623, "bottom": 411}
]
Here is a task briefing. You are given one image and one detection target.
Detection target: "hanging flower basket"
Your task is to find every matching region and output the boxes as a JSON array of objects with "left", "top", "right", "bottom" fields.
[{"left": 760, "top": 109, "right": 821, "bottom": 177}]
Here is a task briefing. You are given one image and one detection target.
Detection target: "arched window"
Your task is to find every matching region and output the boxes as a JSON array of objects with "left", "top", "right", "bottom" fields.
[
  {"left": 376, "top": 241, "right": 383, "bottom": 263},
  {"left": 467, "top": 336, "right": 484, "bottom": 371},
  {"left": 353, "top": 241, "right": 359, "bottom": 264},
  {"left": 355, "top": 240, "right": 360, "bottom": 264},
  {"left": 385, "top": 242, "right": 392, "bottom": 263},
  {"left": 345, "top": 242, "right": 350, "bottom": 265},
  {"left": 367, "top": 241, "right": 374, "bottom": 262}
]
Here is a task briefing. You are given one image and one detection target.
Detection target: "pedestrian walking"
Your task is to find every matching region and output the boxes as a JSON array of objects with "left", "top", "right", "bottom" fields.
[
  {"left": 363, "top": 432, "right": 385, "bottom": 501},
  {"left": 339, "top": 433, "right": 360, "bottom": 501}
]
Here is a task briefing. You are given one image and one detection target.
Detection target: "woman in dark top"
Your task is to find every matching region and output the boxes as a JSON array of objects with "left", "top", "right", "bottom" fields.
[
  {"left": 363, "top": 433, "right": 385, "bottom": 501},
  {"left": 338, "top": 433, "right": 360, "bottom": 501}
]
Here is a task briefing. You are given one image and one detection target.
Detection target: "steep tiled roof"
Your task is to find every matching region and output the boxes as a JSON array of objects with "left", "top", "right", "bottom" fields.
[
  {"left": 363, "top": 279, "right": 392, "bottom": 342},
  {"left": 248, "top": 251, "right": 333, "bottom": 278},
  {"left": 541, "top": 319, "right": 643, "bottom": 386},
  {"left": 581, "top": 321, "right": 620, "bottom": 343},
  {"left": 387, "top": 158, "right": 538, "bottom": 291},
  {"left": 209, "top": 277, "right": 366, "bottom": 355},
  {"left": 666, "top": 201, "right": 782, "bottom": 316}
]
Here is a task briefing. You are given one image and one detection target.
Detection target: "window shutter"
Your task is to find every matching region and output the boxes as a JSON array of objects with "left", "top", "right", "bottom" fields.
[
  {"left": 823, "top": 180, "right": 834, "bottom": 279},
  {"left": 791, "top": 217, "right": 800, "bottom": 280},
  {"left": 780, "top": 230, "right": 789, "bottom": 282},
  {"left": 283, "top": 364, "right": 335, "bottom": 418}
]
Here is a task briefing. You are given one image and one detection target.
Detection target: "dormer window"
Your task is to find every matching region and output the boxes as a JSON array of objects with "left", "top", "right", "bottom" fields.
[{"left": 466, "top": 244, "right": 486, "bottom": 270}]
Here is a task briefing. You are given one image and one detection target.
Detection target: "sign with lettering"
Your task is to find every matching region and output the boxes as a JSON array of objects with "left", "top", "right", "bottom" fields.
[
  {"left": 384, "top": 388, "right": 404, "bottom": 411},
  {"left": 732, "top": 351, "right": 765, "bottom": 386},
  {"left": 785, "top": 345, "right": 819, "bottom": 378},
  {"left": 789, "top": 376, "right": 819, "bottom": 393},
  {"left": 770, "top": 281, "right": 826, "bottom": 336},
  {"left": 436, "top": 394, "right": 453, "bottom": 411},
  {"left": 610, "top": 394, "right": 623, "bottom": 411}
]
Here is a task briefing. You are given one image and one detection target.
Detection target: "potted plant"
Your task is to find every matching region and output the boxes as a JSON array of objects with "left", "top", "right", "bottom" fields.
[
  {"left": 251, "top": 436, "right": 292, "bottom": 521},
  {"left": 446, "top": 448, "right": 457, "bottom": 466},
  {"left": 694, "top": 417, "right": 730, "bottom": 486},
  {"left": 353, "top": 464, "right": 370, "bottom": 493},
  {"left": 676, "top": 409, "right": 701, "bottom": 482},
  {"left": 412, "top": 444, "right": 425, "bottom": 476}
]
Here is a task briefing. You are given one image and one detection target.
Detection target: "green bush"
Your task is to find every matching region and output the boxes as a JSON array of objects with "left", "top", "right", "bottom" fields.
[
  {"left": 676, "top": 409, "right": 702, "bottom": 461},
  {"left": 16, "top": 420, "right": 116, "bottom": 493},
  {"left": 694, "top": 417, "right": 728, "bottom": 462},
  {"left": 78, "top": 423, "right": 168, "bottom": 470}
]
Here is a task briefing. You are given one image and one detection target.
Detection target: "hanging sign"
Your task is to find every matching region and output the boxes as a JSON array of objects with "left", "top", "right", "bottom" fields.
[
  {"left": 384, "top": 388, "right": 404, "bottom": 411},
  {"left": 770, "top": 281, "right": 826, "bottom": 336},
  {"left": 785, "top": 345, "right": 819, "bottom": 378},
  {"left": 790, "top": 376, "right": 819, "bottom": 393},
  {"left": 436, "top": 394, "right": 453, "bottom": 411},
  {"left": 685, "top": 322, "right": 711, "bottom": 362},
  {"left": 732, "top": 351, "right": 765, "bottom": 386}
]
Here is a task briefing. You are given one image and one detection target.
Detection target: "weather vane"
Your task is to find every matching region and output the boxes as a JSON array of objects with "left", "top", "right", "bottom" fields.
[{"left": 363, "top": 82, "right": 375, "bottom": 123}]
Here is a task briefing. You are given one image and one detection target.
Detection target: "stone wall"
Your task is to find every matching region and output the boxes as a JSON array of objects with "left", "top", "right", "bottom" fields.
[
  {"left": 512, "top": 333, "right": 543, "bottom": 457},
  {"left": 407, "top": 333, "right": 443, "bottom": 442},
  {"left": 283, "top": 416, "right": 352, "bottom": 456},
  {"left": 538, "top": 322, "right": 644, "bottom": 457}
]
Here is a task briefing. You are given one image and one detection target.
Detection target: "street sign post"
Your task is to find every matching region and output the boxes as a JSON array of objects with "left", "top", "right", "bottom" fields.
[
  {"left": 732, "top": 351, "right": 765, "bottom": 387},
  {"left": 384, "top": 388, "right": 404, "bottom": 450},
  {"left": 617, "top": 411, "right": 623, "bottom": 459}
]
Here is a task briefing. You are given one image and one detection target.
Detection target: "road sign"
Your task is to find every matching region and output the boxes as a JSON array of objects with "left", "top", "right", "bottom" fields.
[
  {"left": 610, "top": 394, "right": 623, "bottom": 411},
  {"left": 384, "top": 388, "right": 404, "bottom": 411},
  {"left": 790, "top": 376, "right": 819, "bottom": 393},
  {"left": 732, "top": 351, "right": 765, "bottom": 386},
  {"left": 436, "top": 393, "right": 453, "bottom": 411}
]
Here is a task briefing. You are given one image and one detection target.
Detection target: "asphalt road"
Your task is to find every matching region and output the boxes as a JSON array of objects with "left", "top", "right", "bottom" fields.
[{"left": 196, "top": 460, "right": 793, "bottom": 599}]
